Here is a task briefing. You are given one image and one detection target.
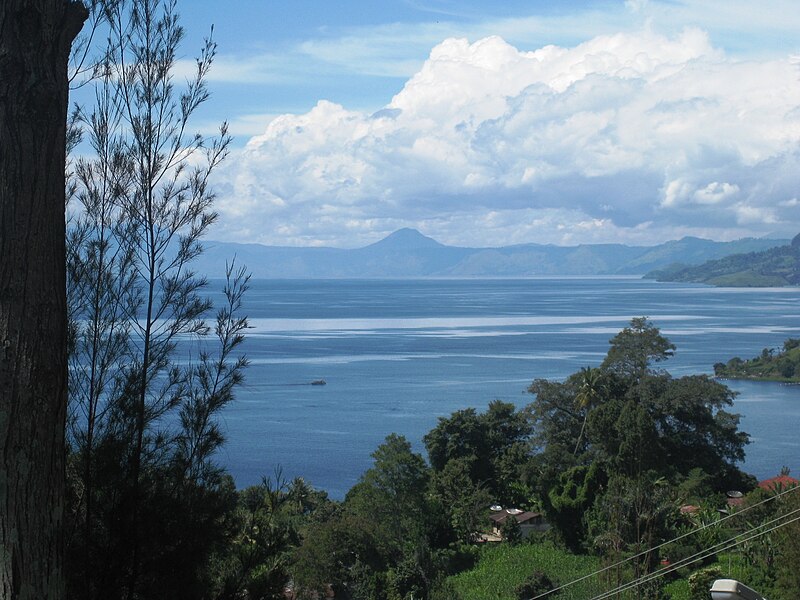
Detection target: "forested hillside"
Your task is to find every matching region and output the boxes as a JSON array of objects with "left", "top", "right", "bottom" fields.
[
  {"left": 649, "top": 233, "right": 800, "bottom": 286},
  {"left": 715, "top": 338, "right": 800, "bottom": 382},
  {"left": 282, "top": 319, "right": 800, "bottom": 600}
]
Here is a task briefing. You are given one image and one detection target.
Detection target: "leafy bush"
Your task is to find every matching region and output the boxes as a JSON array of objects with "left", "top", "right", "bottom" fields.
[
  {"left": 688, "top": 567, "right": 723, "bottom": 600},
  {"left": 514, "top": 571, "right": 555, "bottom": 600}
]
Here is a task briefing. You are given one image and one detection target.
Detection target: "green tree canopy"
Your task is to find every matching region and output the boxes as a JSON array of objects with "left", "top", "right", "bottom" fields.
[
  {"left": 424, "top": 408, "right": 487, "bottom": 475},
  {"left": 346, "top": 434, "right": 431, "bottom": 554},
  {"left": 601, "top": 316, "right": 676, "bottom": 380},
  {"left": 423, "top": 401, "right": 533, "bottom": 505},
  {"left": 294, "top": 435, "right": 445, "bottom": 600},
  {"left": 527, "top": 318, "right": 752, "bottom": 549}
]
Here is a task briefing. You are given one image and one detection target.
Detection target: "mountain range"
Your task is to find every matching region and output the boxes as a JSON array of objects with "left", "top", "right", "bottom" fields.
[
  {"left": 648, "top": 233, "right": 800, "bottom": 286},
  {"left": 196, "top": 229, "right": 788, "bottom": 279}
]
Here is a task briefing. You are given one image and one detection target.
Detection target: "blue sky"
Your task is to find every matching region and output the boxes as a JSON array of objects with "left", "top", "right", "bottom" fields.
[
  {"left": 115, "top": 1, "right": 800, "bottom": 247},
  {"left": 184, "top": 1, "right": 634, "bottom": 132}
]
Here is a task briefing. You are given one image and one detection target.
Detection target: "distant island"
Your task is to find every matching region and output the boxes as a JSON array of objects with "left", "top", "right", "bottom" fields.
[
  {"left": 715, "top": 338, "right": 800, "bottom": 382},
  {"left": 198, "top": 228, "right": 787, "bottom": 279},
  {"left": 647, "top": 232, "right": 800, "bottom": 287}
]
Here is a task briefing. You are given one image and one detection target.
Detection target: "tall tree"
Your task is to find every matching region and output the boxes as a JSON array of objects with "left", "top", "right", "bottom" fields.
[
  {"left": 601, "top": 316, "right": 675, "bottom": 380},
  {"left": 0, "top": 1, "right": 88, "bottom": 598},
  {"left": 62, "top": 1, "right": 244, "bottom": 596},
  {"left": 573, "top": 366, "right": 606, "bottom": 455},
  {"left": 95, "top": 1, "right": 230, "bottom": 594},
  {"left": 66, "top": 39, "right": 139, "bottom": 594},
  {"left": 528, "top": 319, "right": 751, "bottom": 549}
]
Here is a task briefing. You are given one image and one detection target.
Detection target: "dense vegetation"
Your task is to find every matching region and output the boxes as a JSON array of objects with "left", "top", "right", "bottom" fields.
[
  {"left": 647, "top": 232, "right": 800, "bottom": 286},
  {"left": 280, "top": 318, "right": 800, "bottom": 600},
  {"left": 61, "top": 3, "right": 800, "bottom": 599},
  {"left": 714, "top": 338, "right": 800, "bottom": 382}
]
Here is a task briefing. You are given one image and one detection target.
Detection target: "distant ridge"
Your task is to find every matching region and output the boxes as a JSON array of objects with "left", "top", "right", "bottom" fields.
[
  {"left": 198, "top": 229, "right": 788, "bottom": 279},
  {"left": 647, "top": 233, "right": 800, "bottom": 287}
]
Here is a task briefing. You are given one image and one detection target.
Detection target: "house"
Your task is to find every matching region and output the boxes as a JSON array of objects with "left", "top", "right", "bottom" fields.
[
  {"left": 758, "top": 474, "right": 799, "bottom": 493},
  {"left": 488, "top": 507, "right": 549, "bottom": 540}
]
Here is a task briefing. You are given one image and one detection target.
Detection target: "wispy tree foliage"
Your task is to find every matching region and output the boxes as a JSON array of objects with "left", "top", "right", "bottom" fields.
[{"left": 65, "top": 1, "right": 250, "bottom": 597}]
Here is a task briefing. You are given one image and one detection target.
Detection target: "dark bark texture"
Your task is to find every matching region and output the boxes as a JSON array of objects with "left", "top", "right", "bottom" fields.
[{"left": 0, "top": 2, "right": 87, "bottom": 598}]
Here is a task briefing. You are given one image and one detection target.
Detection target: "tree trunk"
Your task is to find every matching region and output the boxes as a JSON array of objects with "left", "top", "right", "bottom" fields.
[{"left": 0, "top": 2, "right": 87, "bottom": 598}]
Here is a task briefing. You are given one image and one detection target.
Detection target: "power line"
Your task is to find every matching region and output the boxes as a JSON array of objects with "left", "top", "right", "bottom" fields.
[
  {"left": 589, "top": 510, "right": 800, "bottom": 599},
  {"left": 531, "top": 483, "right": 800, "bottom": 599}
]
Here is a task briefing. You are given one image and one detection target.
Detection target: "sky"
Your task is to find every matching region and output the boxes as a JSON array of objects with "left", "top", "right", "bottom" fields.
[{"left": 130, "top": 1, "right": 800, "bottom": 247}]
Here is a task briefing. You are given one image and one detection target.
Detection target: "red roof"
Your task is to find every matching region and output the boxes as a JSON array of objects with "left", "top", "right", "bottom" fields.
[{"left": 758, "top": 475, "right": 799, "bottom": 491}]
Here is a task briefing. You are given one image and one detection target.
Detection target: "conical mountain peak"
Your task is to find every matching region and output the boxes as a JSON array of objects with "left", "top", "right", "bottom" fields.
[{"left": 368, "top": 228, "right": 443, "bottom": 250}]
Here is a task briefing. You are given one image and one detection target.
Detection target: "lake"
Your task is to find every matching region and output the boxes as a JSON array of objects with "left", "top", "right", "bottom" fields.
[{"left": 202, "top": 278, "right": 800, "bottom": 498}]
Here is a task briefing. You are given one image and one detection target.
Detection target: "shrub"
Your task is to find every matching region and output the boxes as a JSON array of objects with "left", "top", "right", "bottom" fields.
[
  {"left": 514, "top": 571, "right": 555, "bottom": 600},
  {"left": 688, "top": 566, "right": 723, "bottom": 600}
]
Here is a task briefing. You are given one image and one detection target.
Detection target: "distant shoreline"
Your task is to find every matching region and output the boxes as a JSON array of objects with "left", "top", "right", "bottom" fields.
[{"left": 716, "top": 376, "right": 800, "bottom": 385}]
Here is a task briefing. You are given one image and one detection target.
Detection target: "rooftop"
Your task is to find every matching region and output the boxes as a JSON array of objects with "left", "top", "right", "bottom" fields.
[{"left": 758, "top": 475, "right": 799, "bottom": 491}]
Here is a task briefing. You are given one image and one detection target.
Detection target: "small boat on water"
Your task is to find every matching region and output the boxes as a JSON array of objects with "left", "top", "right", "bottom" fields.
[{"left": 310, "top": 379, "right": 327, "bottom": 386}]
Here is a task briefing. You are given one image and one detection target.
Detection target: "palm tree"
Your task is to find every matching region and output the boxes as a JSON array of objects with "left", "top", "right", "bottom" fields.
[{"left": 574, "top": 367, "right": 605, "bottom": 455}]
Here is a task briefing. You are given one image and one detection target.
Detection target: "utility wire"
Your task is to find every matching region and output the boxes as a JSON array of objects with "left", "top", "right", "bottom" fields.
[
  {"left": 531, "top": 483, "right": 800, "bottom": 599},
  {"left": 589, "top": 511, "right": 800, "bottom": 599}
]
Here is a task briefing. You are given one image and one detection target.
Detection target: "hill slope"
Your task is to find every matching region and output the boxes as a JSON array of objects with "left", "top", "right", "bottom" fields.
[
  {"left": 648, "top": 233, "right": 800, "bottom": 287},
  {"left": 714, "top": 338, "right": 800, "bottom": 382}
]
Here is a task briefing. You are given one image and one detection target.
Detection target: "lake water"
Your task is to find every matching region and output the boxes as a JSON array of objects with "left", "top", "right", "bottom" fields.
[{"left": 202, "top": 278, "right": 800, "bottom": 498}]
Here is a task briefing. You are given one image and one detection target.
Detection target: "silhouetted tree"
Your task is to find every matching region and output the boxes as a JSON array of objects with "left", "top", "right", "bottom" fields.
[{"left": 64, "top": 1, "right": 246, "bottom": 597}]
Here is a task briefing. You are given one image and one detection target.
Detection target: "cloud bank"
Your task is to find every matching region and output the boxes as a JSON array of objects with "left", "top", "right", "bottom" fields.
[{"left": 214, "top": 28, "right": 800, "bottom": 247}]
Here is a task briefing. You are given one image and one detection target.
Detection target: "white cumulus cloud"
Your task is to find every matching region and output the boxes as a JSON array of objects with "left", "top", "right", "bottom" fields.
[{"left": 214, "top": 28, "right": 800, "bottom": 247}]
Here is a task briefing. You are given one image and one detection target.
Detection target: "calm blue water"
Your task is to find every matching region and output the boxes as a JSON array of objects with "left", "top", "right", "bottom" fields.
[{"left": 199, "top": 278, "right": 800, "bottom": 498}]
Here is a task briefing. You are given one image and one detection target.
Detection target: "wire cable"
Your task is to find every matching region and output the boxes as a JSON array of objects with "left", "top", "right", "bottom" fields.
[
  {"left": 591, "top": 509, "right": 800, "bottom": 600},
  {"left": 531, "top": 483, "right": 800, "bottom": 599}
]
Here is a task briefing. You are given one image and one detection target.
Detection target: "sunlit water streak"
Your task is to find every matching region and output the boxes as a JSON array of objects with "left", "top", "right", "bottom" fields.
[{"left": 189, "top": 278, "right": 800, "bottom": 499}]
